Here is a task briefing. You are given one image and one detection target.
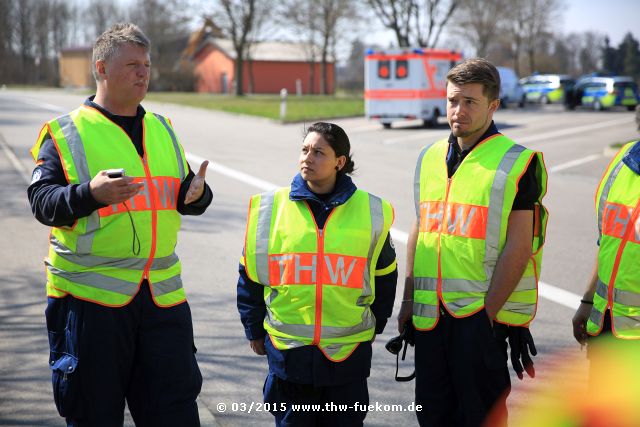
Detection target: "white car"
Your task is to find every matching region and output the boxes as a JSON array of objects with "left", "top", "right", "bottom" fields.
[{"left": 497, "top": 67, "right": 525, "bottom": 108}]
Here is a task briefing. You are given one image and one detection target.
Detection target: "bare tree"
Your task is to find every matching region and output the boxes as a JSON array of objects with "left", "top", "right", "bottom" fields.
[
  {"left": 452, "top": 0, "right": 506, "bottom": 58},
  {"left": 84, "top": 0, "right": 125, "bottom": 41},
  {"left": 216, "top": 0, "right": 257, "bottom": 96},
  {"left": 367, "top": 0, "right": 414, "bottom": 47},
  {"left": 367, "top": 0, "right": 458, "bottom": 48},
  {"left": 15, "top": 0, "right": 36, "bottom": 83},
  {"left": 0, "top": 0, "right": 15, "bottom": 82},
  {"left": 519, "top": 0, "right": 565, "bottom": 73},
  {"left": 415, "top": 0, "right": 458, "bottom": 48},
  {"left": 318, "top": 0, "right": 354, "bottom": 94}
]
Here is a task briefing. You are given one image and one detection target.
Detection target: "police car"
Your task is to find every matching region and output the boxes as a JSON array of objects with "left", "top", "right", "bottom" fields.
[
  {"left": 572, "top": 76, "right": 639, "bottom": 111},
  {"left": 520, "top": 74, "right": 574, "bottom": 104}
]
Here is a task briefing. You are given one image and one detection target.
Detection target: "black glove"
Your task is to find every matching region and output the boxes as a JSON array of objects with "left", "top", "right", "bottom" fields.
[{"left": 493, "top": 324, "right": 537, "bottom": 380}]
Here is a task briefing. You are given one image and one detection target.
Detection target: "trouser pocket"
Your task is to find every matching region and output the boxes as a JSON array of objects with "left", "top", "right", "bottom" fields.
[{"left": 45, "top": 296, "right": 83, "bottom": 418}]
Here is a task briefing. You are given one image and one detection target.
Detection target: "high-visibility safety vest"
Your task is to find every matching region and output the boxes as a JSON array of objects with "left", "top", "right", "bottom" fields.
[
  {"left": 587, "top": 140, "right": 640, "bottom": 339},
  {"left": 412, "top": 134, "right": 548, "bottom": 330},
  {"left": 243, "top": 187, "right": 394, "bottom": 361},
  {"left": 30, "top": 105, "right": 189, "bottom": 307}
]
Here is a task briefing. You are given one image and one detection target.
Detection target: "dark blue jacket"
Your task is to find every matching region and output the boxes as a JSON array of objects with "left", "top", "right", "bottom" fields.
[
  {"left": 623, "top": 140, "right": 640, "bottom": 175},
  {"left": 237, "top": 173, "right": 397, "bottom": 386},
  {"left": 28, "top": 97, "right": 212, "bottom": 227}
]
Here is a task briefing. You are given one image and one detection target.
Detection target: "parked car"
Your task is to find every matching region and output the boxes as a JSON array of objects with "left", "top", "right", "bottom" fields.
[
  {"left": 497, "top": 66, "right": 525, "bottom": 108},
  {"left": 520, "top": 74, "right": 574, "bottom": 104},
  {"left": 570, "top": 76, "right": 639, "bottom": 111}
]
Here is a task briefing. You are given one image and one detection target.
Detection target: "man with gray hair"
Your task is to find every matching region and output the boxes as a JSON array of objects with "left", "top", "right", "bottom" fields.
[{"left": 28, "top": 23, "right": 211, "bottom": 426}]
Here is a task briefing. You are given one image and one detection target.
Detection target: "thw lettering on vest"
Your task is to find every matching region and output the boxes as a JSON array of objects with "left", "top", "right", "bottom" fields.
[
  {"left": 98, "top": 176, "right": 181, "bottom": 217},
  {"left": 268, "top": 253, "right": 366, "bottom": 288},
  {"left": 602, "top": 201, "right": 640, "bottom": 243},
  {"left": 419, "top": 201, "right": 487, "bottom": 239}
]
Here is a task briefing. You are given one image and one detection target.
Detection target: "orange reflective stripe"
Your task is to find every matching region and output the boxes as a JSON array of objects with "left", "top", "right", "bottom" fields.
[
  {"left": 364, "top": 89, "right": 446, "bottom": 100},
  {"left": 419, "top": 201, "right": 488, "bottom": 239},
  {"left": 98, "top": 176, "right": 180, "bottom": 217},
  {"left": 602, "top": 201, "right": 640, "bottom": 243},
  {"left": 268, "top": 253, "right": 367, "bottom": 288}
]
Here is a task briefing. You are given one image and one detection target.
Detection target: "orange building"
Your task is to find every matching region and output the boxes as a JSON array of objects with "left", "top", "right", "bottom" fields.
[
  {"left": 190, "top": 37, "right": 335, "bottom": 95},
  {"left": 58, "top": 47, "right": 93, "bottom": 88}
]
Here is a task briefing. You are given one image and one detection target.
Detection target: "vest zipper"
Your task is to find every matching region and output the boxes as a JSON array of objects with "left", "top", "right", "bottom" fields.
[
  {"left": 437, "top": 178, "right": 452, "bottom": 302},
  {"left": 313, "top": 228, "right": 325, "bottom": 346},
  {"left": 140, "top": 155, "right": 158, "bottom": 282},
  {"left": 606, "top": 198, "right": 640, "bottom": 311}
]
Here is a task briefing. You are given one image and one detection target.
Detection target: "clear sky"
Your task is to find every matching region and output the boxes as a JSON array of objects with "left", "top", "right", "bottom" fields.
[{"left": 561, "top": 0, "right": 639, "bottom": 45}]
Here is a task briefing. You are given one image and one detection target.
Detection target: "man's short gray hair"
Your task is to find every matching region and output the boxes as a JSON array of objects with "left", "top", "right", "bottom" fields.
[{"left": 92, "top": 23, "right": 150, "bottom": 80}]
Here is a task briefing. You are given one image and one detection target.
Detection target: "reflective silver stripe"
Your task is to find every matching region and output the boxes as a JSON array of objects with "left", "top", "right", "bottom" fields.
[
  {"left": 153, "top": 113, "right": 186, "bottom": 180},
  {"left": 46, "top": 261, "right": 138, "bottom": 296},
  {"left": 274, "top": 336, "right": 307, "bottom": 349},
  {"left": 500, "top": 301, "right": 536, "bottom": 315},
  {"left": 511, "top": 276, "right": 537, "bottom": 291},
  {"left": 414, "top": 277, "right": 437, "bottom": 291},
  {"left": 151, "top": 275, "right": 183, "bottom": 297},
  {"left": 597, "top": 160, "right": 626, "bottom": 238},
  {"left": 56, "top": 114, "right": 99, "bottom": 253},
  {"left": 361, "top": 193, "right": 384, "bottom": 300},
  {"left": 589, "top": 307, "right": 603, "bottom": 326},
  {"left": 446, "top": 296, "right": 482, "bottom": 311},
  {"left": 612, "top": 287, "right": 640, "bottom": 307},
  {"left": 266, "top": 312, "right": 375, "bottom": 338},
  {"left": 484, "top": 144, "right": 527, "bottom": 280},
  {"left": 595, "top": 279, "right": 608, "bottom": 299},
  {"left": 414, "top": 144, "right": 433, "bottom": 218},
  {"left": 442, "top": 278, "right": 488, "bottom": 292},
  {"left": 255, "top": 191, "right": 275, "bottom": 285},
  {"left": 50, "top": 236, "right": 178, "bottom": 270},
  {"left": 612, "top": 315, "right": 640, "bottom": 331},
  {"left": 413, "top": 302, "right": 438, "bottom": 318}
]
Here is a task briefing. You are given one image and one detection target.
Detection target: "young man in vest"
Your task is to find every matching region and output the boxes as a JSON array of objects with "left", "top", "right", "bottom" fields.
[
  {"left": 397, "top": 58, "right": 548, "bottom": 426},
  {"left": 572, "top": 139, "right": 640, "bottom": 374},
  {"left": 27, "top": 23, "right": 212, "bottom": 426}
]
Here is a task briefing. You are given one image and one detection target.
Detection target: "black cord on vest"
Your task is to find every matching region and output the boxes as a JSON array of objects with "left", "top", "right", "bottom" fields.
[{"left": 123, "top": 201, "right": 141, "bottom": 255}]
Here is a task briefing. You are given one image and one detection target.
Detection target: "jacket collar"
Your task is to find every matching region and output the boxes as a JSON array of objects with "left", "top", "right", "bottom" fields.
[
  {"left": 289, "top": 173, "right": 357, "bottom": 208},
  {"left": 622, "top": 140, "right": 640, "bottom": 175}
]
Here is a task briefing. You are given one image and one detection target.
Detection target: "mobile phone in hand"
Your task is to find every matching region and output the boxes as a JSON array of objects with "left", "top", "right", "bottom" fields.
[{"left": 105, "top": 168, "right": 125, "bottom": 178}]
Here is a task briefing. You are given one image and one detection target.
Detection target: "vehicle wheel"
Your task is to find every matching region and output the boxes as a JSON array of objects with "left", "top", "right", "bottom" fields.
[
  {"left": 382, "top": 123, "right": 392, "bottom": 129},
  {"left": 540, "top": 95, "right": 549, "bottom": 104},
  {"left": 423, "top": 110, "right": 439, "bottom": 128},
  {"left": 593, "top": 100, "right": 603, "bottom": 111},
  {"left": 500, "top": 98, "right": 508, "bottom": 109},
  {"left": 518, "top": 96, "right": 525, "bottom": 108},
  {"left": 628, "top": 105, "right": 635, "bottom": 111}
]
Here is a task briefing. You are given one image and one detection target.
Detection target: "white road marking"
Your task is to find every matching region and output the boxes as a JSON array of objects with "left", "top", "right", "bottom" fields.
[
  {"left": 516, "top": 116, "right": 633, "bottom": 146},
  {"left": 19, "top": 96, "right": 67, "bottom": 113},
  {"left": 0, "top": 132, "right": 31, "bottom": 184},
  {"left": 548, "top": 154, "right": 602, "bottom": 173},
  {"left": 188, "top": 151, "right": 581, "bottom": 310}
]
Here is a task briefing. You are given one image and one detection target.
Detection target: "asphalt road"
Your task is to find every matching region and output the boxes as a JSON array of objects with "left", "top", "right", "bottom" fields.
[{"left": 0, "top": 88, "right": 638, "bottom": 426}]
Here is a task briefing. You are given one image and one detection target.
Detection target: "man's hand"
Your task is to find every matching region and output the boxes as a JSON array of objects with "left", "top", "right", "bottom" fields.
[
  {"left": 90, "top": 171, "right": 143, "bottom": 205},
  {"left": 249, "top": 337, "right": 266, "bottom": 355},
  {"left": 397, "top": 299, "right": 413, "bottom": 333},
  {"left": 572, "top": 302, "right": 592, "bottom": 347},
  {"left": 494, "top": 324, "right": 537, "bottom": 380},
  {"left": 184, "top": 160, "right": 209, "bottom": 204}
]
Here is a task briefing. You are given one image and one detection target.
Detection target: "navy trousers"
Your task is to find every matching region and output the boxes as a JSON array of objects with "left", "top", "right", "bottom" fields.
[
  {"left": 45, "top": 281, "right": 202, "bottom": 427},
  {"left": 414, "top": 309, "right": 510, "bottom": 427},
  {"left": 263, "top": 373, "right": 369, "bottom": 426}
]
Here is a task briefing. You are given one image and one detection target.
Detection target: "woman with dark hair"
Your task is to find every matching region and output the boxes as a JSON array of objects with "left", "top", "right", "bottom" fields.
[{"left": 237, "top": 122, "right": 397, "bottom": 426}]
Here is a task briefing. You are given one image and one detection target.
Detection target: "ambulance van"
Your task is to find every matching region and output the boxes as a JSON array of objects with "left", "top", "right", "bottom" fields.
[{"left": 365, "top": 48, "right": 461, "bottom": 128}]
